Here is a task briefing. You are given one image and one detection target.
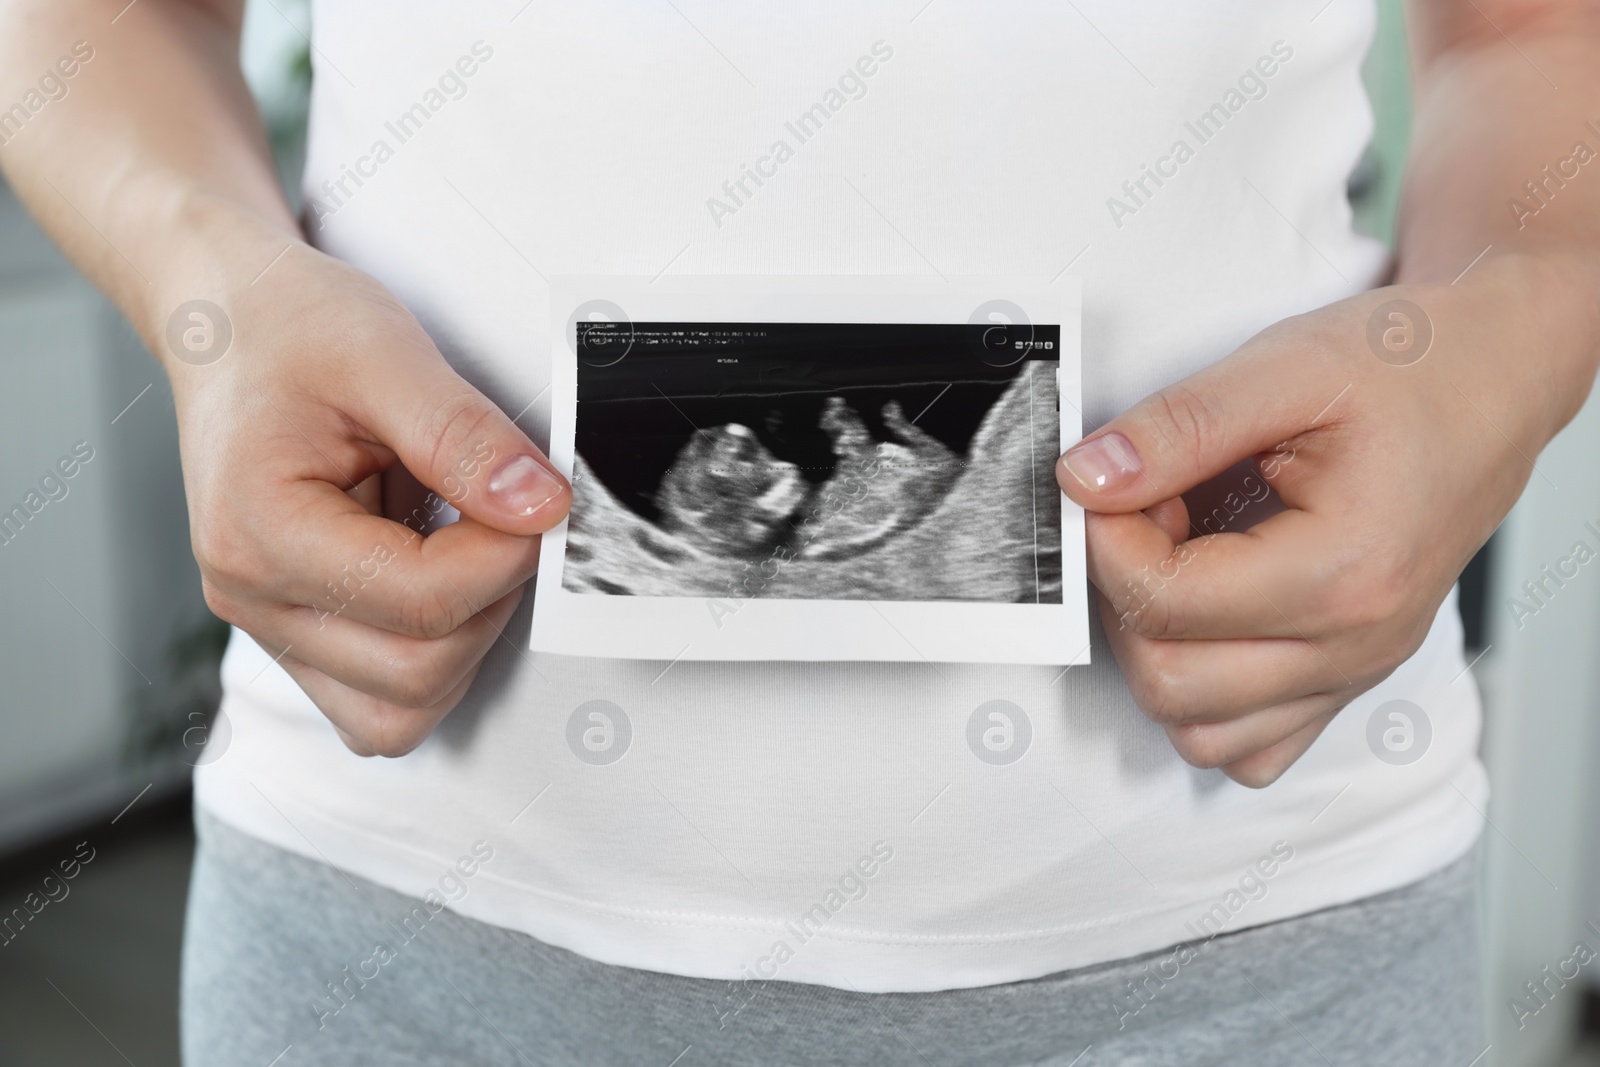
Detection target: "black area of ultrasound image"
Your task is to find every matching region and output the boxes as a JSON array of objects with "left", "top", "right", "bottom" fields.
[{"left": 564, "top": 322, "right": 1062, "bottom": 604}]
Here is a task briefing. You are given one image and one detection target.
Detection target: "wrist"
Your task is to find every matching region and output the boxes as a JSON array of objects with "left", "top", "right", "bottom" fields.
[
  {"left": 1415, "top": 243, "right": 1600, "bottom": 451},
  {"left": 134, "top": 183, "right": 305, "bottom": 383}
]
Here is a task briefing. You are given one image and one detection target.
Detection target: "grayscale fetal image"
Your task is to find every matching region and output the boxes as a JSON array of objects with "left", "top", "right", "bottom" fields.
[{"left": 563, "top": 321, "right": 1062, "bottom": 604}]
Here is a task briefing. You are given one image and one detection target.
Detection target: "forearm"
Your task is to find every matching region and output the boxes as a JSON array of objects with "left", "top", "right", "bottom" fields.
[
  {"left": 0, "top": 0, "right": 298, "bottom": 357},
  {"left": 1398, "top": 2, "right": 1600, "bottom": 441}
]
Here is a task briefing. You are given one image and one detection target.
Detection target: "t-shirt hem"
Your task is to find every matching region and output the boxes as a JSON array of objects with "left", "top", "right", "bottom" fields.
[{"left": 194, "top": 765, "right": 1486, "bottom": 993}]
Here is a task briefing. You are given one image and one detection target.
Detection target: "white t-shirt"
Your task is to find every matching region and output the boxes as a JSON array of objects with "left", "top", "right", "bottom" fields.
[{"left": 198, "top": 0, "right": 1486, "bottom": 992}]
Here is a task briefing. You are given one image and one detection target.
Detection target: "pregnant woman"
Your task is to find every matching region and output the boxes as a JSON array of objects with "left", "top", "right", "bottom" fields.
[{"left": 3, "top": 1, "right": 1598, "bottom": 1063}]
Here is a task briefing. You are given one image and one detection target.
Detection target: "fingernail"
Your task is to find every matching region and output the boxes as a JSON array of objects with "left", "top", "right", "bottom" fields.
[
  {"left": 487, "top": 455, "right": 565, "bottom": 516},
  {"left": 1063, "top": 432, "right": 1141, "bottom": 491}
]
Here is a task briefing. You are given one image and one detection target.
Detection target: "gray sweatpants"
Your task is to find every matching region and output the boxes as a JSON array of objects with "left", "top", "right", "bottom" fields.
[{"left": 181, "top": 810, "right": 1482, "bottom": 1066}]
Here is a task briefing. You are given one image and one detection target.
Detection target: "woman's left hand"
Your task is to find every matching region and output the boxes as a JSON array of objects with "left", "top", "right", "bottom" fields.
[{"left": 1057, "top": 251, "right": 1593, "bottom": 787}]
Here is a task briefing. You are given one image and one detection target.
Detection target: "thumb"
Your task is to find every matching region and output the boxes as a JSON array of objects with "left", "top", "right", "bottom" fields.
[
  {"left": 1057, "top": 343, "right": 1342, "bottom": 514},
  {"left": 359, "top": 347, "right": 570, "bottom": 536}
]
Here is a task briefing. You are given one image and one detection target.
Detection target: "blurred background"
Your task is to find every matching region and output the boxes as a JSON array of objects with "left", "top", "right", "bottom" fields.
[{"left": 1, "top": 2, "right": 1598, "bottom": 1064}]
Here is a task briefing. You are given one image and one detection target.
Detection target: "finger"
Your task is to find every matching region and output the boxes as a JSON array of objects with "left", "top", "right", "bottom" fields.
[
  {"left": 1099, "top": 596, "right": 1350, "bottom": 725},
  {"left": 1056, "top": 329, "right": 1350, "bottom": 513},
  {"left": 347, "top": 327, "right": 570, "bottom": 536},
  {"left": 246, "top": 585, "right": 522, "bottom": 708},
  {"left": 1087, "top": 507, "right": 1355, "bottom": 640},
  {"left": 1163, "top": 698, "right": 1337, "bottom": 776},
  {"left": 217, "top": 481, "right": 544, "bottom": 639},
  {"left": 279, "top": 650, "right": 489, "bottom": 758},
  {"left": 1219, "top": 709, "right": 1341, "bottom": 789},
  {"left": 1144, "top": 496, "right": 1190, "bottom": 543}
]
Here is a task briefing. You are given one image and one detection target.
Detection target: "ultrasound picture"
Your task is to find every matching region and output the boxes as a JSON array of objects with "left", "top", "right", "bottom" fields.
[{"left": 562, "top": 322, "right": 1062, "bottom": 604}]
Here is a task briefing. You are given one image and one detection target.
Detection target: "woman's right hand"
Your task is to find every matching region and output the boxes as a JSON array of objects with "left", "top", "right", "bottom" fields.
[
  {"left": 159, "top": 218, "right": 569, "bottom": 757},
  {"left": 0, "top": 2, "right": 568, "bottom": 755}
]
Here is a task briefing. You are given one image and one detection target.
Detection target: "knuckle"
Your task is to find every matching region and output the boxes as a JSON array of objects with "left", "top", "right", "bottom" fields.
[
  {"left": 1126, "top": 591, "right": 1178, "bottom": 639},
  {"left": 200, "top": 578, "right": 243, "bottom": 625},
  {"left": 362, "top": 728, "right": 429, "bottom": 759},
  {"left": 1145, "top": 384, "right": 1217, "bottom": 476},
  {"left": 294, "top": 660, "right": 441, "bottom": 758},
  {"left": 1353, "top": 577, "right": 1406, "bottom": 630},
  {"left": 1303, "top": 556, "right": 1355, "bottom": 630},
  {"left": 1125, "top": 652, "right": 1192, "bottom": 725},
  {"left": 1258, "top": 313, "right": 1349, "bottom": 376},
  {"left": 1111, "top": 577, "right": 1178, "bottom": 639},
  {"left": 336, "top": 729, "right": 377, "bottom": 758},
  {"left": 1296, "top": 323, "right": 1358, "bottom": 373},
  {"left": 1225, "top": 761, "right": 1285, "bottom": 789},
  {"left": 422, "top": 389, "right": 497, "bottom": 489},
  {"left": 1166, "top": 723, "right": 1231, "bottom": 770},
  {"left": 323, "top": 299, "right": 425, "bottom": 368},
  {"left": 387, "top": 658, "right": 457, "bottom": 709},
  {"left": 1321, "top": 556, "right": 1411, "bottom": 635},
  {"left": 1369, "top": 566, "right": 1418, "bottom": 627},
  {"left": 395, "top": 581, "right": 468, "bottom": 640},
  {"left": 193, "top": 521, "right": 261, "bottom": 590},
  {"left": 344, "top": 709, "right": 435, "bottom": 758}
]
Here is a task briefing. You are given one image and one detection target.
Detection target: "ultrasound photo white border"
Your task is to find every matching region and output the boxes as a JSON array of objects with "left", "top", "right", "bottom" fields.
[{"left": 530, "top": 276, "right": 1088, "bottom": 666}]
